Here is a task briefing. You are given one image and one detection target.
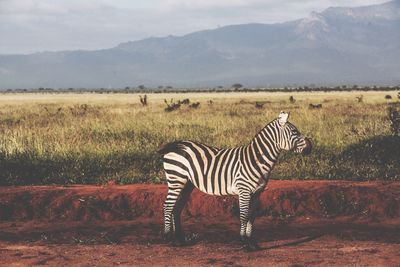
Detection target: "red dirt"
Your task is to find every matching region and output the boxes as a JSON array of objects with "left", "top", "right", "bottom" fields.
[{"left": 0, "top": 180, "right": 399, "bottom": 266}]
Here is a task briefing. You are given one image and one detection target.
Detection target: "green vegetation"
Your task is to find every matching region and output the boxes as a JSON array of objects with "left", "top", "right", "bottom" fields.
[{"left": 0, "top": 91, "right": 399, "bottom": 185}]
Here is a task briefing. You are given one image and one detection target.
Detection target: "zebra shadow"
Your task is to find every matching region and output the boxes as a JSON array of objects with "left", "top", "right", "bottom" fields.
[
  {"left": 181, "top": 216, "right": 399, "bottom": 249},
  {"left": 0, "top": 219, "right": 398, "bottom": 248}
]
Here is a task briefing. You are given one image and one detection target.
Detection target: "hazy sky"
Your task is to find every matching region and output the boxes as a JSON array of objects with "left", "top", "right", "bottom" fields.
[{"left": 0, "top": 0, "right": 390, "bottom": 54}]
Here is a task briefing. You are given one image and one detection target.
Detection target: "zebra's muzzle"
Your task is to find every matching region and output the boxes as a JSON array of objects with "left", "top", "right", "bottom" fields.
[{"left": 301, "top": 137, "right": 312, "bottom": 156}]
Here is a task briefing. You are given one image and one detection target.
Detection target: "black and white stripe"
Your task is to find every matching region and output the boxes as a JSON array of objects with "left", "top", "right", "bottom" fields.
[{"left": 158, "top": 111, "right": 311, "bottom": 250}]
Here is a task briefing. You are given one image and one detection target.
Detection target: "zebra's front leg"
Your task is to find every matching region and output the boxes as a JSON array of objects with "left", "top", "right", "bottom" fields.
[
  {"left": 238, "top": 190, "right": 261, "bottom": 251},
  {"left": 246, "top": 190, "right": 263, "bottom": 250}
]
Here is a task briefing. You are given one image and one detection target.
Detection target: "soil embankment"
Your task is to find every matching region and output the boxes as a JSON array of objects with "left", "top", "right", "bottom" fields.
[{"left": 0, "top": 181, "right": 398, "bottom": 221}]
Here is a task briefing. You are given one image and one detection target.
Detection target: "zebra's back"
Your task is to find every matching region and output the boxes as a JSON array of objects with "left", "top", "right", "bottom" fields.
[{"left": 160, "top": 140, "right": 241, "bottom": 196}]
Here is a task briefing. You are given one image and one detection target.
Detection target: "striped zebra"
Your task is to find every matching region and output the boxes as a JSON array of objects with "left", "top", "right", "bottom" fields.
[{"left": 158, "top": 111, "right": 312, "bottom": 251}]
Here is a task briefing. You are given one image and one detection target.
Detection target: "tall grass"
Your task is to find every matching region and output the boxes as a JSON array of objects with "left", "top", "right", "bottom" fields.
[{"left": 0, "top": 91, "right": 399, "bottom": 185}]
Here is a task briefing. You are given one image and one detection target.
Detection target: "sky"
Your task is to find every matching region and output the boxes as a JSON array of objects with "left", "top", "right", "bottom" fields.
[{"left": 0, "top": 0, "right": 390, "bottom": 54}]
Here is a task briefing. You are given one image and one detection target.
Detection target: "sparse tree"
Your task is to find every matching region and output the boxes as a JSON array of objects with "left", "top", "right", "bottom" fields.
[{"left": 232, "top": 83, "right": 243, "bottom": 90}]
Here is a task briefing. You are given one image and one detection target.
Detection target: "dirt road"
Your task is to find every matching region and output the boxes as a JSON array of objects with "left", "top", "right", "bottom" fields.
[{"left": 0, "top": 181, "right": 399, "bottom": 266}]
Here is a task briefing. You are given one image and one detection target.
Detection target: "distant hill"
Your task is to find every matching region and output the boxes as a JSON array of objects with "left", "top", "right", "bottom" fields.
[{"left": 0, "top": 0, "right": 399, "bottom": 89}]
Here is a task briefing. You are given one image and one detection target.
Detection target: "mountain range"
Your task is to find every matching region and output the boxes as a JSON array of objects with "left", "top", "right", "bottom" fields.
[{"left": 0, "top": 0, "right": 399, "bottom": 89}]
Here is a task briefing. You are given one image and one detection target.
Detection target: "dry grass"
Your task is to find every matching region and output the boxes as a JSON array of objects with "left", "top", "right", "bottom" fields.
[{"left": 0, "top": 91, "right": 399, "bottom": 185}]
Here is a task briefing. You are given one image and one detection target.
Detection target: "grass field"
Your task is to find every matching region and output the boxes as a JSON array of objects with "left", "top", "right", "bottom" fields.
[{"left": 0, "top": 91, "right": 399, "bottom": 185}]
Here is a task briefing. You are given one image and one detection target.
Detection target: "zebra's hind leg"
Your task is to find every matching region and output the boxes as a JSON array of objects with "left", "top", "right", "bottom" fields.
[
  {"left": 163, "top": 184, "right": 183, "bottom": 243},
  {"left": 163, "top": 179, "right": 194, "bottom": 246},
  {"left": 171, "top": 181, "right": 195, "bottom": 246}
]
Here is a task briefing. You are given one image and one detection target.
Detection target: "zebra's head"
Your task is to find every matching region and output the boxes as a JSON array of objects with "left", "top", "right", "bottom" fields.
[{"left": 276, "top": 111, "right": 312, "bottom": 155}]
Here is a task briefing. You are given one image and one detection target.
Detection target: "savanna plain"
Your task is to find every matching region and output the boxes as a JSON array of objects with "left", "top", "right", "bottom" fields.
[
  {"left": 1, "top": 90, "right": 399, "bottom": 185},
  {"left": 0, "top": 91, "right": 399, "bottom": 266}
]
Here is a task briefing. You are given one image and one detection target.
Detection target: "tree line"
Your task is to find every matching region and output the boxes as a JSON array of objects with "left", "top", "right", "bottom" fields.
[{"left": 1, "top": 84, "right": 399, "bottom": 94}]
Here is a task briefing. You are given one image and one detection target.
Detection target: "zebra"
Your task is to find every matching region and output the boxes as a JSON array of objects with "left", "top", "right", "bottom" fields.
[{"left": 157, "top": 111, "right": 312, "bottom": 251}]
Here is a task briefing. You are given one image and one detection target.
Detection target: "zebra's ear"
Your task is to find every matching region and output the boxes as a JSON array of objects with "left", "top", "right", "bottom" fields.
[{"left": 278, "top": 111, "right": 290, "bottom": 126}]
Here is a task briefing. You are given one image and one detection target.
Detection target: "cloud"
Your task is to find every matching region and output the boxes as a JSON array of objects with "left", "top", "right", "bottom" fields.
[
  {"left": 0, "top": 67, "right": 14, "bottom": 75},
  {"left": 0, "top": 0, "right": 391, "bottom": 54},
  {"left": 159, "top": 0, "right": 251, "bottom": 10}
]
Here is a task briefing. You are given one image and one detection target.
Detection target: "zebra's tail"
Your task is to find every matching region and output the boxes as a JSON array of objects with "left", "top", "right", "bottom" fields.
[{"left": 157, "top": 141, "right": 186, "bottom": 155}]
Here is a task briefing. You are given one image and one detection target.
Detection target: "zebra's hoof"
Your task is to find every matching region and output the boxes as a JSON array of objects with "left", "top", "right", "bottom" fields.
[
  {"left": 184, "top": 233, "right": 199, "bottom": 245},
  {"left": 172, "top": 238, "right": 186, "bottom": 247},
  {"left": 163, "top": 232, "right": 174, "bottom": 243},
  {"left": 172, "top": 233, "right": 198, "bottom": 246},
  {"left": 241, "top": 238, "right": 262, "bottom": 252},
  {"left": 245, "top": 241, "right": 262, "bottom": 252}
]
